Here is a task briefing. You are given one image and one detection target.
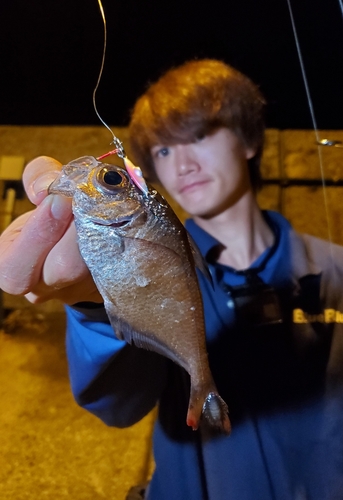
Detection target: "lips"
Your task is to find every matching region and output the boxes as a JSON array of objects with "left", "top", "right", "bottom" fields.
[{"left": 179, "top": 179, "right": 210, "bottom": 194}]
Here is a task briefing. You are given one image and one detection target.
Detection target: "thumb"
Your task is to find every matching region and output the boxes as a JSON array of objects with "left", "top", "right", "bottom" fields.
[{"left": 23, "top": 156, "right": 62, "bottom": 206}]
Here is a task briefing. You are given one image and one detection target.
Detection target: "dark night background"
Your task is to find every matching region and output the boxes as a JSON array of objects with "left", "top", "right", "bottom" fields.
[{"left": 0, "top": 0, "right": 343, "bottom": 129}]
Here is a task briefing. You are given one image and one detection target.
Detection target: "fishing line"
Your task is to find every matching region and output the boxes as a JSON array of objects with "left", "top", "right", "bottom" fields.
[
  {"left": 286, "top": 0, "right": 319, "bottom": 139},
  {"left": 93, "top": 0, "right": 149, "bottom": 196},
  {"left": 286, "top": 0, "right": 334, "bottom": 250},
  {"left": 93, "top": 0, "right": 126, "bottom": 157},
  {"left": 338, "top": 0, "right": 343, "bottom": 19}
]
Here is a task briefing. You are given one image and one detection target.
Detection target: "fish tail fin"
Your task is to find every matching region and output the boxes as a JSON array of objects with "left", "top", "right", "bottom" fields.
[
  {"left": 187, "top": 387, "right": 231, "bottom": 435},
  {"left": 202, "top": 392, "right": 231, "bottom": 434}
]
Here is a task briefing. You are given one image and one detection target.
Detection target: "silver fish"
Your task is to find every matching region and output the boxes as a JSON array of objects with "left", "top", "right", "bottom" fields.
[{"left": 49, "top": 155, "right": 231, "bottom": 433}]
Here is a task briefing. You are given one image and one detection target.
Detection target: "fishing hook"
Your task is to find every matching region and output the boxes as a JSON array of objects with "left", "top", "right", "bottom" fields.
[{"left": 317, "top": 139, "right": 343, "bottom": 148}]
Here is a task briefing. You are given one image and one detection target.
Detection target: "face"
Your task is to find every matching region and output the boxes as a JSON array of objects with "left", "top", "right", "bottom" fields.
[{"left": 150, "top": 128, "right": 255, "bottom": 218}]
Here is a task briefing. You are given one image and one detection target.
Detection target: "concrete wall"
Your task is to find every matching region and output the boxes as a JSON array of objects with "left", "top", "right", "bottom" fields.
[
  {"left": 258, "top": 129, "right": 343, "bottom": 246},
  {"left": 0, "top": 125, "right": 343, "bottom": 309}
]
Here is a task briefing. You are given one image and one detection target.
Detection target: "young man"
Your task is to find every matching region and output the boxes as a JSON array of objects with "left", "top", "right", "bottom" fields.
[{"left": 1, "top": 59, "right": 343, "bottom": 499}]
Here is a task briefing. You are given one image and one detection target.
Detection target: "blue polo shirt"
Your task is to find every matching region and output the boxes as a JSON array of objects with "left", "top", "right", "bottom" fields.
[
  {"left": 185, "top": 211, "right": 293, "bottom": 341},
  {"left": 65, "top": 211, "right": 343, "bottom": 499}
]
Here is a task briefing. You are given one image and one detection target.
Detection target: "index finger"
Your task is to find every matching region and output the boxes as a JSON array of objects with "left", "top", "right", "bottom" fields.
[
  {"left": 23, "top": 156, "right": 63, "bottom": 206},
  {"left": 0, "top": 194, "right": 73, "bottom": 295}
]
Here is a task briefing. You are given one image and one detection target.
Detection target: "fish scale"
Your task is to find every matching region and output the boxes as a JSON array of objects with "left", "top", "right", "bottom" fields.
[{"left": 49, "top": 156, "right": 231, "bottom": 434}]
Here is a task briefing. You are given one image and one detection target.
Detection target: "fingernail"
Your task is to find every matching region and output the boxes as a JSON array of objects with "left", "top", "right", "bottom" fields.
[
  {"left": 32, "top": 171, "right": 62, "bottom": 196},
  {"left": 43, "top": 194, "right": 72, "bottom": 221}
]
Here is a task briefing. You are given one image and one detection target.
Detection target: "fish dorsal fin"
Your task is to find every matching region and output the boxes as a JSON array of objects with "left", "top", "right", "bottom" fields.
[{"left": 186, "top": 232, "right": 213, "bottom": 286}]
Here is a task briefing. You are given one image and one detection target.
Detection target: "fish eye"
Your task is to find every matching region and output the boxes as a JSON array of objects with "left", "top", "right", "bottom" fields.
[
  {"left": 103, "top": 170, "right": 123, "bottom": 186},
  {"left": 95, "top": 166, "right": 127, "bottom": 192}
]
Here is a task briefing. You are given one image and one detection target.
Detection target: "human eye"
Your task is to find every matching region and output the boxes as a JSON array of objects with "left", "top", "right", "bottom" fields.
[
  {"left": 152, "top": 146, "right": 170, "bottom": 158},
  {"left": 158, "top": 147, "right": 170, "bottom": 157},
  {"left": 194, "top": 132, "right": 206, "bottom": 143}
]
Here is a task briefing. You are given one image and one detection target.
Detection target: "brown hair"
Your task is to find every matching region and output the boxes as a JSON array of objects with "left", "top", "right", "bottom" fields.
[{"left": 129, "top": 59, "right": 266, "bottom": 189}]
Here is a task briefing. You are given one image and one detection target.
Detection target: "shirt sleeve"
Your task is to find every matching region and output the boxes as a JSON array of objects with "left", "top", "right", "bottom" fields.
[{"left": 65, "top": 304, "right": 168, "bottom": 427}]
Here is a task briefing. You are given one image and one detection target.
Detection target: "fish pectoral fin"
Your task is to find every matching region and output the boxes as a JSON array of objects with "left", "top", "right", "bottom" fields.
[
  {"left": 122, "top": 236, "right": 186, "bottom": 280},
  {"left": 186, "top": 232, "right": 213, "bottom": 287}
]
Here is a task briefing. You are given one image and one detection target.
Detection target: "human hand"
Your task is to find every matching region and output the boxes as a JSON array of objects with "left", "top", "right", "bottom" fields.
[{"left": 0, "top": 156, "right": 103, "bottom": 305}]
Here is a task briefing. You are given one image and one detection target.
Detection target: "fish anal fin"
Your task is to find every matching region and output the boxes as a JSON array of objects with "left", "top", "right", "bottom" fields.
[{"left": 107, "top": 314, "right": 190, "bottom": 372}]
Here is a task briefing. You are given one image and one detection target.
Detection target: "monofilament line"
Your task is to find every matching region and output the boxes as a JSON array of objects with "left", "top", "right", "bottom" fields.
[
  {"left": 338, "top": 0, "right": 343, "bottom": 19},
  {"left": 286, "top": 0, "right": 334, "bottom": 252},
  {"left": 93, "top": 0, "right": 121, "bottom": 147}
]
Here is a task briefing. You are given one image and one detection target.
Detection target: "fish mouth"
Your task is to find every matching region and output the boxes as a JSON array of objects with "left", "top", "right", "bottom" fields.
[
  {"left": 92, "top": 218, "right": 131, "bottom": 228},
  {"left": 109, "top": 220, "right": 131, "bottom": 228},
  {"left": 84, "top": 207, "right": 146, "bottom": 228}
]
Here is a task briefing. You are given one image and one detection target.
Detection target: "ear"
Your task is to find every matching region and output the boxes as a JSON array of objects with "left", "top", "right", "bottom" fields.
[{"left": 245, "top": 146, "right": 257, "bottom": 160}]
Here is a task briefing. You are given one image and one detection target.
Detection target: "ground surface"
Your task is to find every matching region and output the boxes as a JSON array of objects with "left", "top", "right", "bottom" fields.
[{"left": 0, "top": 308, "right": 155, "bottom": 500}]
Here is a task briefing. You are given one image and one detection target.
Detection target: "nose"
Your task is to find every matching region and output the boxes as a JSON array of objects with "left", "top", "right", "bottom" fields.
[{"left": 174, "top": 145, "right": 200, "bottom": 176}]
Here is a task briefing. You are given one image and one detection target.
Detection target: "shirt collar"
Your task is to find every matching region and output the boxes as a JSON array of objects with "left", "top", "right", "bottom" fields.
[
  {"left": 185, "top": 210, "right": 292, "bottom": 264},
  {"left": 185, "top": 218, "right": 220, "bottom": 260}
]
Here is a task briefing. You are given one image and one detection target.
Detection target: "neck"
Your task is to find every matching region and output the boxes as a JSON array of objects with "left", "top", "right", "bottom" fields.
[{"left": 193, "top": 191, "right": 274, "bottom": 270}]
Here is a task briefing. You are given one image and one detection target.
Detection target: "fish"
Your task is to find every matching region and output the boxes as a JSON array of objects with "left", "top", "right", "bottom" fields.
[{"left": 49, "top": 155, "right": 231, "bottom": 434}]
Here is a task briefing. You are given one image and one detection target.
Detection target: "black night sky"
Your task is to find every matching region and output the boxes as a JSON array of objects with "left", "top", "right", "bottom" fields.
[{"left": 0, "top": 0, "right": 343, "bottom": 129}]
